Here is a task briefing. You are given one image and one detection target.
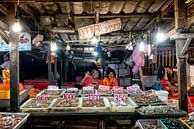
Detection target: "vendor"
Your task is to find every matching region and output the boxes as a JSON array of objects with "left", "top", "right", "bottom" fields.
[
  {"left": 102, "top": 69, "right": 118, "bottom": 88},
  {"left": 80, "top": 69, "right": 102, "bottom": 87},
  {"left": 0, "top": 53, "right": 10, "bottom": 70},
  {"left": 159, "top": 66, "right": 178, "bottom": 97}
]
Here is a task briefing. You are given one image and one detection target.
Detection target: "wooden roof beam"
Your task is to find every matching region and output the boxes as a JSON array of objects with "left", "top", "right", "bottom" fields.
[
  {"left": 19, "top": 5, "right": 40, "bottom": 30},
  {"left": 0, "top": 29, "right": 9, "bottom": 43},
  {"left": 0, "top": 5, "right": 7, "bottom": 15},
  {"left": 74, "top": 12, "right": 159, "bottom": 19},
  {"left": 0, "top": 0, "right": 156, "bottom": 3},
  {"left": 0, "top": 19, "right": 8, "bottom": 30}
]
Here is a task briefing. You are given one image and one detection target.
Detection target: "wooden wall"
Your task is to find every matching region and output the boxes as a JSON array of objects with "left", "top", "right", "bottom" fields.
[{"left": 143, "top": 47, "right": 176, "bottom": 76}]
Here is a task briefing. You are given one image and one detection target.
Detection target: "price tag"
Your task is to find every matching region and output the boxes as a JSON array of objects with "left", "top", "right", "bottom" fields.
[
  {"left": 127, "top": 85, "right": 140, "bottom": 93},
  {"left": 98, "top": 85, "right": 110, "bottom": 91},
  {"left": 36, "top": 95, "right": 50, "bottom": 101},
  {"left": 83, "top": 86, "right": 94, "bottom": 90},
  {"left": 47, "top": 85, "right": 59, "bottom": 90},
  {"left": 113, "top": 86, "right": 124, "bottom": 91},
  {"left": 63, "top": 93, "right": 76, "bottom": 99},
  {"left": 114, "top": 94, "right": 127, "bottom": 102},
  {"left": 88, "top": 94, "right": 100, "bottom": 101},
  {"left": 67, "top": 88, "right": 78, "bottom": 92}
]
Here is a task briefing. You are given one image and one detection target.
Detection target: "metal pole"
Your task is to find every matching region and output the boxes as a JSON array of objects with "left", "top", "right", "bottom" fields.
[
  {"left": 48, "top": 43, "right": 52, "bottom": 85},
  {"left": 8, "top": 3, "right": 20, "bottom": 112},
  {"left": 54, "top": 56, "right": 57, "bottom": 85}
]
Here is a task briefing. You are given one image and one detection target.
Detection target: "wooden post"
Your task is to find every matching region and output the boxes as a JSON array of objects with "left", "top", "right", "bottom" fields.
[
  {"left": 54, "top": 56, "right": 57, "bottom": 80},
  {"left": 174, "top": 0, "right": 187, "bottom": 112},
  {"left": 48, "top": 44, "right": 52, "bottom": 85},
  {"left": 7, "top": 3, "right": 20, "bottom": 112}
]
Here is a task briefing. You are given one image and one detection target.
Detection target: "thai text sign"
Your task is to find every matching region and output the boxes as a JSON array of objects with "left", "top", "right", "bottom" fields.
[
  {"left": 78, "top": 18, "right": 121, "bottom": 39},
  {"left": 0, "top": 32, "right": 31, "bottom": 51}
]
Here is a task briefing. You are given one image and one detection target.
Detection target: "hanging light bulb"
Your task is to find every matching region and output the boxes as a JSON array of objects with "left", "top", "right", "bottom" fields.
[
  {"left": 51, "top": 42, "right": 57, "bottom": 51},
  {"left": 12, "top": 19, "right": 22, "bottom": 33},
  {"left": 156, "top": 32, "right": 165, "bottom": 42},
  {"left": 66, "top": 44, "right": 71, "bottom": 51},
  {"left": 93, "top": 51, "right": 98, "bottom": 56},
  {"left": 139, "top": 41, "right": 145, "bottom": 52}
]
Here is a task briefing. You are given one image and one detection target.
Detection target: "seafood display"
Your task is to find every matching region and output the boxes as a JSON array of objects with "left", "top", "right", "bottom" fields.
[
  {"left": 82, "top": 98, "right": 105, "bottom": 107},
  {"left": 137, "top": 106, "right": 187, "bottom": 115},
  {"left": 20, "top": 98, "right": 53, "bottom": 112},
  {"left": 0, "top": 113, "right": 29, "bottom": 129},
  {"left": 51, "top": 98, "right": 81, "bottom": 111},
  {"left": 136, "top": 119, "right": 165, "bottom": 129},
  {"left": 81, "top": 97, "right": 110, "bottom": 112},
  {"left": 131, "top": 95, "right": 163, "bottom": 106},
  {"left": 160, "top": 118, "right": 189, "bottom": 129},
  {"left": 108, "top": 97, "right": 137, "bottom": 112}
]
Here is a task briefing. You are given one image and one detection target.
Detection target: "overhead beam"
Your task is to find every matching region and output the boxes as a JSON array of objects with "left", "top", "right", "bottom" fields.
[
  {"left": 0, "top": 5, "right": 7, "bottom": 15},
  {"left": 170, "top": 33, "right": 194, "bottom": 40},
  {"left": 0, "top": 0, "right": 156, "bottom": 3},
  {"left": 19, "top": 19, "right": 32, "bottom": 34},
  {"left": 19, "top": 5, "right": 40, "bottom": 30},
  {"left": 180, "top": 37, "right": 192, "bottom": 56},
  {"left": 0, "top": 30, "right": 9, "bottom": 43},
  {"left": 0, "top": 19, "right": 8, "bottom": 30},
  {"left": 74, "top": 13, "right": 159, "bottom": 19}
]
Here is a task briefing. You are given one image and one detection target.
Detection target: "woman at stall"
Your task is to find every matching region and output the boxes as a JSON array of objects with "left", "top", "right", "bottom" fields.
[
  {"left": 159, "top": 66, "right": 178, "bottom": 97},
  {"left": 80, "top": 69, "right": 102, "bottom": 87},
  {"left": 102, "top": 69, "right": 118, "bottom": 88}
]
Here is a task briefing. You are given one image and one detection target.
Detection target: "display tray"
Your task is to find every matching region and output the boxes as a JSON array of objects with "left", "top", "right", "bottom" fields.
[
  {"left": 136, "top": 119, "right": 165, "bottom": 129},
  {"left": 80, "top": 97, "right": 110, "bottom": 112},
  {"left": 20, "top": 98, "right": 53, "bottom": 112},
  {"left": 137, "top": 106, "right": 187, "bottom": 117},
  {"left": 179, "top": 117, "right": 194, "bottom": 129},
  {"left": 36, "top": 89, "right": 65, "bottom": 98},
  {"left": 160, "top": 118, "right": 190, "bottom": 129},
  {"left": 131, "top": 95, "right": 165, "bottom": 106},
  {"left": 0, "top": 112, "right": 30, "bottom": 129},
  {"left": 79, "top": 90, "right": 97, "bottom": 97},
  {"left": 108, "top": 97, "right": 137, "bottom": 112},
  {"left": 128, "top": 89, "right": 145, "bottom": 96},
  {"left": 50, "top": 98, "right": 82, "bottom": 112}
]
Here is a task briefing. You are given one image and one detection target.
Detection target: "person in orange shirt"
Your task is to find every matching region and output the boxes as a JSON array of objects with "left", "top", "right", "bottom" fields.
[{"left": 102, "top": 69, "right": 118, "bottom": 88}]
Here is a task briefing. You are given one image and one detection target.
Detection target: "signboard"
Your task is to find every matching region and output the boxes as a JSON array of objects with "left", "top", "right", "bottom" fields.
[
  {"left": 19, "top": 32, "right": 31, "bottom": 51},
  {"left": 78, "top": 18, "right": 121, "bottom": 39},
  {"left": 0, "top": 32, "right": 31, "bottom": 51},
  {"left": 98, "top": 85, "right": 110, "bottom": 91},
  {"left": 83, "top": 86, "right": 95, "bottom": 90}
]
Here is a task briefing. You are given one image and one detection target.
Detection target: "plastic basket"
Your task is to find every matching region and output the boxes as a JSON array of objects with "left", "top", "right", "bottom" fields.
[
  {"left": 136, "top": 119, "right": 165, "bottom": 129},
  {"left": 179, "top": 117, "right": 193, "bottom": 129},
  {"left": 0, "top": 90, "right": 10, "bottom": 99}
]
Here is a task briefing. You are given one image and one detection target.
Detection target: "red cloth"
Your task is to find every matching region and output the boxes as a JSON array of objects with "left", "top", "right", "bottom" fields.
[{"left": 34, "top": 83, "right": 48, "bottom": 90}]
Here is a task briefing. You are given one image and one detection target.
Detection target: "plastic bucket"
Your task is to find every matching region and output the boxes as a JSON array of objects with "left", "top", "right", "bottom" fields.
[{"left": 155, "top": 90, "right": 169, "bottom": 102}]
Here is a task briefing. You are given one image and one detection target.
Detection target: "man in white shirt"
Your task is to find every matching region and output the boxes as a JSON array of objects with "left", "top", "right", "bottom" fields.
[{"left": 0, "top": 54, "right": 10, "bottom": 69}]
